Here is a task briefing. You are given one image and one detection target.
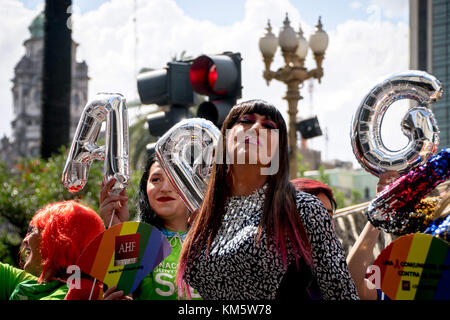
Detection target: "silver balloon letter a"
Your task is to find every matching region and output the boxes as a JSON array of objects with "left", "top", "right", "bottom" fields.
[
  {"left": 62, "top": 93, "right": 129, "bottom": 193},
  {"left": 155, "top": 118, "right": 221, "bottom": 213}
]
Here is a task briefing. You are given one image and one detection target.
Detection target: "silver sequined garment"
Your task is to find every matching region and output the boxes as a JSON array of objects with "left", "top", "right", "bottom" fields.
[{"left": 184, "top": 184, "right": 359, "bottom": 300}]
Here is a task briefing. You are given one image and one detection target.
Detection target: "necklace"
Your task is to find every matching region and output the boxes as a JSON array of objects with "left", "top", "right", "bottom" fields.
[{"left": 161, "top": 228, "right": 187, "bottom": 248}]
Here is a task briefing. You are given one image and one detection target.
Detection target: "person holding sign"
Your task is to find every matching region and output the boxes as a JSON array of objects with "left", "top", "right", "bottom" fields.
[
  {"left": 0, "top": 201, "right": 105, "bottom": 300},
  {"left": 99, "top": 155, "right": 201, "bottom": 300},
  {"left": 177, "top": 100, "right": 358, "bottom": 300}
]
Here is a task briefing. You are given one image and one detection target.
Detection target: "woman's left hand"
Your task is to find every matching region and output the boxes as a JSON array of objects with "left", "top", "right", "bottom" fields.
[
  {"left": 99, "top": 179, "right": 129, "bottom": 227},
  {"left": 376, "top": 171, "right": 400, "bottom": 193},
  {"left": 103, "top": 286, "right": 133, "bottom": 300}
]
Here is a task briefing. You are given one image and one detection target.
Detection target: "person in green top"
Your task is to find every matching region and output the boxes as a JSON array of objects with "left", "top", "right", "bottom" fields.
[
  {"left": 100, "top": 155, "right": 201, "bottom": 300},
  {"left": 0, "top": 201, "right": 105, "bottom": 300}
]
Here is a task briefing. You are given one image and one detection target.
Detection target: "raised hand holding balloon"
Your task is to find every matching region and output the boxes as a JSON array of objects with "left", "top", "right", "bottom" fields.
[
  {"left": 61, "top": 93, "right": 130, "bottom": 300},
  {"left": 155, "top": 118, "right": 221, "bottom": 213},
  {"left": 350, "top": 70, "right": 449, "bottom": 234},
  {"left": 368, "top": 149, "right": 449, "bottom": 234},
  {"left": 62, "top": 93, "right": 130, "bottom": 219}
]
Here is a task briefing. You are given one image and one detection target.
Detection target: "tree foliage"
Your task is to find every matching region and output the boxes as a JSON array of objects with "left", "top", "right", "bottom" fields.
[
  {"left": 0, "top": 147, "right": 141, "bottom": 266},
  {"left": 128, "top": 107, "right": 157, "bottom": 171},
  {"left": 297, "top": 161, "right": 349, "bottom": 209},
  {"left": 297, "top": 153, "right": 309, "bottom": 178}
]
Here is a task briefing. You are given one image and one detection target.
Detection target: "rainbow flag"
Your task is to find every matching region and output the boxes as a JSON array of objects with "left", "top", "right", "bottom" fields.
[
  {"left": 76, "top": 221, "right": 171, "bottom": 295},
  {"left": 373, "top": 233, "right": 450, "bottom": 300}
]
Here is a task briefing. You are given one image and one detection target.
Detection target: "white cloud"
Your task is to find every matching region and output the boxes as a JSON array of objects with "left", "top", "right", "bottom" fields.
[
  {"left": 350, "top": 1, "right": 362, "bottom": 9},
  {"left": 312, "top": 19, "right": 409, "bottom": 164},
  {"left": 0, "top": 0, "right": 410, "bottom": 167},
  {"left": 369, "top": 0, "right": 409, "bottom": 20}
]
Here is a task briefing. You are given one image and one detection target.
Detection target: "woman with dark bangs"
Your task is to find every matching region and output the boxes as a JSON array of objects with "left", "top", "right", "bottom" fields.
[
  {"left": 176, "top": 99, "right": 359, "bottom": 300},
  {"left": 99, "top": 155, "right": 201, "bottom": 300},
  {"left": 0, "top": 201, "right": 105, "bottom": 300}
]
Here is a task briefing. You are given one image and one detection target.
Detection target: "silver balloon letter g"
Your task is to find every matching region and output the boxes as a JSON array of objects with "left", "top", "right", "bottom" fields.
[
  {"left": 351, "top": 70, "right": 442, "bottom": 176},
  {"left": 62, "top": 93, "right": 129, "bottom": 193}
]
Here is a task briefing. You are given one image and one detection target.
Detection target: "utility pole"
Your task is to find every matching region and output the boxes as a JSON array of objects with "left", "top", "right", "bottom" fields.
[{"left": 40, "top": 0, "right": 72, "bottom": 158}]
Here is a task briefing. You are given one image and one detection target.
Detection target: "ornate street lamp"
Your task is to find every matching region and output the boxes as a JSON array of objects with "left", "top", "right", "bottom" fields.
[{"left": 259, "top": 14, "right": 329, "bottom": 179}]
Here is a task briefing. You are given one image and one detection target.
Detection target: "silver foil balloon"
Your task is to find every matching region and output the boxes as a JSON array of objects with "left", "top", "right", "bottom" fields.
[
  {"left": 155, "top": 118, "right": 221, "bottom": 213},
  {"left": 351, "top": 70, "right": 442, "bottom": 177},
  {"left": 62, "top": 93, "right": 129, "bottom": 194}
]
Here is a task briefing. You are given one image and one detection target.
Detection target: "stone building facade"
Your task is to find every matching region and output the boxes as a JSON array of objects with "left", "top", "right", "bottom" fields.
[{"left": 6, "top": 12, "right": 88, "bottom": 159}]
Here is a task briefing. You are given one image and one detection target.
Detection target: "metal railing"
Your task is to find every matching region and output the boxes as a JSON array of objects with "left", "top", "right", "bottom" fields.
[
  {"left": 332, "top": 189, "right": 450, "bottom": 258},
  {"left": 331, "top": 201, "right": 393, "bottom": 259},
  {"left": 333, "top": 201, "right": 370, "bottom": 220}
]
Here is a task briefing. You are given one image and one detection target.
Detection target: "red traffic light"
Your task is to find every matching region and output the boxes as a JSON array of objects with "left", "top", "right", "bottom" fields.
[
  {"left": 189, "top": 54, "right": 239, "bottom": 97},
  {"left": 207, "top": 64, "right": 226, "bottom": 95}
]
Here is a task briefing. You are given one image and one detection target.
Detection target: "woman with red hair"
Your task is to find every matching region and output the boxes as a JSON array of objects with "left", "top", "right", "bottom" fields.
[
  {"left": 291, "top": 178, "right": 337, "bottom": 219},
  {"left": 0, "top": 200, "right": 105, "bottom": 300}
]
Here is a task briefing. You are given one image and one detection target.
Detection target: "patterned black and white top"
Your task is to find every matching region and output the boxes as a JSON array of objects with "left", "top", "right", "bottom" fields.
[{"left": 184, "top": 184, "right": 359, "bottom": 300}]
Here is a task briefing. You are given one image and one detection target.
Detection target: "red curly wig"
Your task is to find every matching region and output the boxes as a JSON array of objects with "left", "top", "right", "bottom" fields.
[{"left": 29, "top": 201, "right": 105, "bottom": 283}]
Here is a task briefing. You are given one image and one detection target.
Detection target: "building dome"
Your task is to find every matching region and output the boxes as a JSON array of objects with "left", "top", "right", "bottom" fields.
[{"left": 29, "top": 11, "right": 44, "bottom": 39}]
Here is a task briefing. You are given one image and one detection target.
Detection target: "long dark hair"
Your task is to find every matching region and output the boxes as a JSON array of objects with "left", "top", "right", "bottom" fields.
[
  {"left": 177, "top": 99, "right": 313, "bottom": 295},
  {"left": 136, "top": 154, "right": 165, "bottom": 230}
]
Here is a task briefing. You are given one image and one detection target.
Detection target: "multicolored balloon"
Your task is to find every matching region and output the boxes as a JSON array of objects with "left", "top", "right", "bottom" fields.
[
  {"left": 155, "top": 118, "right": 221, "bottom": 213},
  {"left": 367, "top": 149, "right": 450, "bottom": 234},
  {"left": 62, "top": 93, "right": 129, "bottom": 194},
  {"left": 351, "top": 70, "right": 442, "bottom": 177}
]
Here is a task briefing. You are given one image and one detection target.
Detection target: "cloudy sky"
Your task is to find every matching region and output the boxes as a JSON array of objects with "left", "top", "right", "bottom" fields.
[{"left": 0, "top": 0, "right": 410, "bottom": 166}]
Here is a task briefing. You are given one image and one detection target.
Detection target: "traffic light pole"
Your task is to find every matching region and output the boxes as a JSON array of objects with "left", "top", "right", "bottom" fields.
[{"left": 137, "top": 52, "right": 242, "bottom": 144}]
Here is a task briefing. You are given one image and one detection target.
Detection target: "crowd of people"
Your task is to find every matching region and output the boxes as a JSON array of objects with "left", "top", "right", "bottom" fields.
[{"left": 0, "top": 99, "right": 446, "bottom": 301}]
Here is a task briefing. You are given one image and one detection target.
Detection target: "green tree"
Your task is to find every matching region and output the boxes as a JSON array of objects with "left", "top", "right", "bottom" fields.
[
  {"left": 0, "top": 148, "right": 141, "bottom": 266},
  {"left": 128, "top": 101, "right": 159, "bottom": 171},
  {"left": 333, "top": 189, "right": 346, "bottom": 209},
  {"left": 297, "top": 153, "right": 309, "bottom": 178},
  {"left": 316, "top": 165, "right": 346, "bottom": 209},
  {"left": 351, "top": 189, "right": 362, "bottom": 205},
  {"left": 317, "top": 165, "right": 330, "bottom": 185}
]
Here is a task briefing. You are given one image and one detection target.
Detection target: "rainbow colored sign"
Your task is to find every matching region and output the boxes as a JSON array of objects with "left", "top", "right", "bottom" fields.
[
  {"left": 76, "top": 221, "right": 171, "bottom": 295},
  {"left": 373, "top": 233, "right": 450, "bottom": 300}
]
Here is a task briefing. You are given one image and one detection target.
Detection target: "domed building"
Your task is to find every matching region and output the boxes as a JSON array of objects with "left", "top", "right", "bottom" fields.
[{"left": 9, "top": 11, "right": 89, "bottom": 158}]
